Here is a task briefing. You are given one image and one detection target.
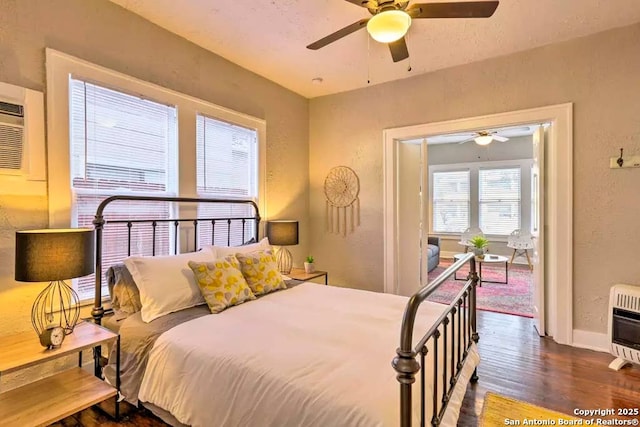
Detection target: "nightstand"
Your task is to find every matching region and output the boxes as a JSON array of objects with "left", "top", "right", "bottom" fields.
[
  {"left": 0, "top": 321, "right": 120, "bottom": 427},
  {"left": 288, "top": 268, "right": 329, "bottom": 285}
]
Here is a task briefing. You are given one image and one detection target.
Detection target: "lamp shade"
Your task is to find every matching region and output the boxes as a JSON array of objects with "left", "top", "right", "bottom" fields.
[
  {"left": 266, "top": 221, "right": 299, "bottom": 246},
  {"left": 474, "top": 135, "right": 494, "bottom": 146},
  {"left": 15, "top": 228, "right": 95, "bottom": 282},
  {"left": 366, "top": 10, "right": 412, "bottom": 43}
]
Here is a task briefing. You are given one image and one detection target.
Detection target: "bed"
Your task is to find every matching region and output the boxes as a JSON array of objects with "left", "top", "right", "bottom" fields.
[{"left": 90, "top": 195, "right": 480, "bottom": 427}]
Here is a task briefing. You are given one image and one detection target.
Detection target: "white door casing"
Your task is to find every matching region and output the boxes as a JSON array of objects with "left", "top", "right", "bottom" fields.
[
  {"left": 531, "top": 125, "right": 545, "bottom": 336},
  {"left": 383, "top": 103, "right": 573, "bottom": 345}
]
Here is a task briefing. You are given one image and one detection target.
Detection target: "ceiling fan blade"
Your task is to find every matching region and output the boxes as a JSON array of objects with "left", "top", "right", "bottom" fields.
[
  {"left": 493, "top": 135, "right": 509, "bottom": 142},
  {"left": 343, "top": 0, "right": 378, "bottom": 8},
  {"left": 306, "top": 18, "right": 369, "bottom": 50},
  {"left": 389, "top": 37, "right": 409, "bottom": 62},
  {"left": 458, "top": 136, "right": 475, "bottom": 144},
  {"left": 407, "top": 1, "right": 499, "bottom": 19}
]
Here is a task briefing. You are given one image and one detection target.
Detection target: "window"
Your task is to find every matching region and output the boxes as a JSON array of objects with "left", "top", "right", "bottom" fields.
[
  {"left": 69, "top": 78, "right": 178, "bottom": 300},
  {"left": 431, "top": 170, "right": 470, "bottom": 233},
  {"left": 479, "top": 168, "right": 521, "bottom": 235},
  {"left": 429, "top": 160, "right": 530, "bottom": 237},
  {"left": 195, "top": 115, "right": 258, "bottom": 247},
  {"left": 47, "top": 49, "right": 266, "bottom": 302}
]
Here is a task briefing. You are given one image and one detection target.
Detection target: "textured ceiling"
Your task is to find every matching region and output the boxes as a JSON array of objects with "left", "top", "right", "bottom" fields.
[{"left": 109, "top": 0, "right": 640, "bottom": 98}]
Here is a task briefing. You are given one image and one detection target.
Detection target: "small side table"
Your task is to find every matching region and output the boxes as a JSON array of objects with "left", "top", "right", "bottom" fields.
[
  {"left": 0, "top": 321, "right": 120, "bottom": 427},
  {"left": 287, "top": 268, "right": 328, "bottom": 285}
]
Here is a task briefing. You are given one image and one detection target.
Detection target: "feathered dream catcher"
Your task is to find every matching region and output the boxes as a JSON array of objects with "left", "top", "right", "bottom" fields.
[{"left": 324, "top": 166, "right": 360, "bottom": 236}]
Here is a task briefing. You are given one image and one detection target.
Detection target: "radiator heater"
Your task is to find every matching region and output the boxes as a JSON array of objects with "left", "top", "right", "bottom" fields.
[{"left": 608, "top": 284, "right": 640, "bottom": 371}]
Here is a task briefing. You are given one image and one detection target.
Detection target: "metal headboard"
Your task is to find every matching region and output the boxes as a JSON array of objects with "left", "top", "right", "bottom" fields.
[{"left": 91, "top": 195, "right": 260, "bottom": 325}]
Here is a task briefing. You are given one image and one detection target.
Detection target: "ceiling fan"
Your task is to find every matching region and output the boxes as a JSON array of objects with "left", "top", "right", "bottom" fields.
[
  {"left": 459, "top": 130, "right": 509, "bottom": 146},
  {"left": 307, "top": 1, "right": 499, "bottom": 63}
]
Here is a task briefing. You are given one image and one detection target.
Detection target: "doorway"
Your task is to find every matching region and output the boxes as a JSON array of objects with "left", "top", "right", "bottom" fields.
[
  {"left": 423, "top": 125, "right": 537, "bottom": 321},
  {"left": 382, "top": 104, "right": 573, "bottom": 344}
]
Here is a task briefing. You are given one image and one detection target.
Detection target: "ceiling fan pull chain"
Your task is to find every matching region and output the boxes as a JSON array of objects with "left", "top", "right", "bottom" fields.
[
  {"left": 406, "top": 34, "right": 412, "bottom": 72},
  {"left": 367, "top": 34, "right": 371, "bottom": 84}
]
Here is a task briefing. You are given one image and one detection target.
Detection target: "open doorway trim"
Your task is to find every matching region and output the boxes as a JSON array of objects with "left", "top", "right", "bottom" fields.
[{"left": 383, "top": 103, "right": 573, "bottom": 345}]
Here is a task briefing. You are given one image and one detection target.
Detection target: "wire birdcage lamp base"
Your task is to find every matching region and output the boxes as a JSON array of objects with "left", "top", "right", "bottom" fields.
[
  {"left": 31, "top": 280, "right": 80, "bottom": 337},
  {"left": 275, "top": 247, "right": 293, "bottom": 275}
]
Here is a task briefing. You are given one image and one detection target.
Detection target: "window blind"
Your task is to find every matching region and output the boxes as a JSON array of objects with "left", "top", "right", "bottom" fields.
[
  {"left": 479, "top": 168, "right": 521, "bottom": 235},
  {"left": 432, "top": 170, "right": 470, "bottom": 233},
  {"left": 196, "top": 114, "right": 258, "bottom": 247},
  {"left": 69, "top": 78, "right": 178, "bottom": 301}
]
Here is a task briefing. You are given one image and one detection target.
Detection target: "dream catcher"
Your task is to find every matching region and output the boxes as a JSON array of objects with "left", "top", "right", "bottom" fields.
[{"left": 324, "top": 166, "right": 360, "bottom": 236}]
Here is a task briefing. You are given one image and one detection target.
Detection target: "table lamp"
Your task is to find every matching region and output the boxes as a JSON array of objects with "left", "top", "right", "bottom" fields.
[
  {"left": 15, "top": 228, "right": 95, "bottom": 340},
  {"left": 266, "top": 220, "right": 298, "bottom": 274}
]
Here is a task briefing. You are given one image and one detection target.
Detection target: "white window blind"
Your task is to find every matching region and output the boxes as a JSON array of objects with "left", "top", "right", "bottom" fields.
[
  {"left": 432, "top": 170, "right": 470, "bottom": 233},
  {"left": 196, "top": 114, "right": 258, "bottom": 247},
  {"left": 479, "top": 168, "right": 521, "bottom": 235},
  {"left": 69, "top": 78, "right": 178, "bottom": 301}
]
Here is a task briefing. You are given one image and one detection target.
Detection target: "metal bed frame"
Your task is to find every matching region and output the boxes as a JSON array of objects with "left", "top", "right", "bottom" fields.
[{"left": 89, "top": 195, "right": 479, "bottom": 427}]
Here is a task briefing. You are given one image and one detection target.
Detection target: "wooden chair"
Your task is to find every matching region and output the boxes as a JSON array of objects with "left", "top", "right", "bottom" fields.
[{"left": 507, "top": 229, "right": 533, "bottom": 270}]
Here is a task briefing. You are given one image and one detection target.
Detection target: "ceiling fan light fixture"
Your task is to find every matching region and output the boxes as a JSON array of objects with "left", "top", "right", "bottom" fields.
[
  {"left": 366, "top": 10, "right": 412, "bottom": 43},
  {"left": 474, "top": 135, "right": 494, "bottom": 146}
]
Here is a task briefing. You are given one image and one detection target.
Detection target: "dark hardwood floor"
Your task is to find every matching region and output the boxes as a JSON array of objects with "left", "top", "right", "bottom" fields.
[{"left": 53, "top": 311, "right": 640, "bottom": 426}]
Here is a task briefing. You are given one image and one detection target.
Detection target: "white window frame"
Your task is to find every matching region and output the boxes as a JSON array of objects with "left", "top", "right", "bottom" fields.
[
  {"left": 430, "top": 169, "right": 471, "bottom": 234},
  {"left": 429, "top": 159, "right": 532, "bottom": 240},
  {"left": 478, "top": 166, "right": 522, "bottom": 235},
  {"left": 46, "top": 49, "right": 266, "bottom": 300}
]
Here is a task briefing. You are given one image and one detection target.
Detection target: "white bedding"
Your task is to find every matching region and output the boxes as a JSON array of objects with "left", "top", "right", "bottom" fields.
[{"left": 138, "top": 283, "right": 479, "bottom": 427}]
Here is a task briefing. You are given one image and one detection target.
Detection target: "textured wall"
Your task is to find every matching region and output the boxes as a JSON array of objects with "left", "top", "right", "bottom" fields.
[
  {"left": 310, "top": 23, "right": 640, "bottom": 334},
  {"left": 0, "top": 0, "right": 308, "bottom": 388}
]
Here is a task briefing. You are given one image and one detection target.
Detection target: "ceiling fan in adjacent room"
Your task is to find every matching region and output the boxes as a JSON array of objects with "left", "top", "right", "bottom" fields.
[
  {"left": 458, "top": 130, "right": 509, "bottom": 145},
  {"left": 306, "top": 1, "right": 499, "bottom": 63}
]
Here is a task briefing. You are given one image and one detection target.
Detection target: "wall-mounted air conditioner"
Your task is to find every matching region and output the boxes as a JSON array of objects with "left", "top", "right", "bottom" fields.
[
  {"left": 0, "top": 100, "right": 25, "bottom": 174},
  {"left": 608, "top": 284, "right": 640, "bottom": 370},
  {"left": 0, "top": 81, "right": 45, "bottom": 195}
]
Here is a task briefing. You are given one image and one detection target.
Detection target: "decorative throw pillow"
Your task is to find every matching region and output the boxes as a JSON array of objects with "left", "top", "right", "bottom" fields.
[
  {"left": 235, "top": 250, "right": 287, "bottom": 296},
  {"left": 188, "top": 255, "right": 256, "bottom": 314}
]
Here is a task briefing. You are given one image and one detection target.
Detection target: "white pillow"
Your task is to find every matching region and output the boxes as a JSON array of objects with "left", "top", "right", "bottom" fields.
[
  {"left": 124, "top": 248, "right": 216, "bottom": 323},
  {"left": 204, "top": 237, "right": 270, "bottom": 258}
]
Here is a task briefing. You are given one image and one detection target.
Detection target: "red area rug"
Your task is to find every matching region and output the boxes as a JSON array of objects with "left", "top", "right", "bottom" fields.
[{"left": 427, "top": 259, "right": 533, "bottom": 318}]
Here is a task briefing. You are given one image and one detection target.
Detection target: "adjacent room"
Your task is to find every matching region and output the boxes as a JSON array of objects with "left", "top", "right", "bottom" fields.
[
  {"left": 0, "top": 1, "right": 639, "bottom": 426},
  {"left": 423, "top": 125, "right": 536, "bottom": 319}
]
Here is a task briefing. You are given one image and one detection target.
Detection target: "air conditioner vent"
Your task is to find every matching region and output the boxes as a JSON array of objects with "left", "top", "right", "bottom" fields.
[
  {"left": 0, "top": 101, "right": 24, "bottom": 118},
  {"left": 0, "top": 123, "right": 24, "bottom": 170}
]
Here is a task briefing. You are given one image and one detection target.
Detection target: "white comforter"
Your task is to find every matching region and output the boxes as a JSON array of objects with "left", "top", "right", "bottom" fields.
[{"left": 138, "top": 283, "right": 479, "bottom": 427}]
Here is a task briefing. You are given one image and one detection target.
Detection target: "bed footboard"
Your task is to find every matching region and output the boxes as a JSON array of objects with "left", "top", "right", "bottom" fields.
[{"left": 393, "top": 253, "right": 479, "bottom": 427}]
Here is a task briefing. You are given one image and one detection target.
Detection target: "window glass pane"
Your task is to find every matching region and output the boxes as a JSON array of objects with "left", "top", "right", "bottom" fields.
[
  {"left": 69, "top": 78, "right": 178, "bottom": 300},
  {"left": 432, "top": 170, "right": 470, "bottom": 233},
  {"left": 196, "top": 115, "right": 258, "bottom": 246},
  {"left": 479, "top": 168, "right": 521, "bottom": 235}
]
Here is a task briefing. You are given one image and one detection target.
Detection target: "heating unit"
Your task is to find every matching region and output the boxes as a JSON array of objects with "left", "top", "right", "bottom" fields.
[{"left": 608, "top": 284, "right": 640, "bottom": 370}]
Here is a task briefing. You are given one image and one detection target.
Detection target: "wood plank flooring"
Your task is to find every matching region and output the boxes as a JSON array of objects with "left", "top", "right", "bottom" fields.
[{"left": 53, "top": 311, "right": 640, "bottom": 426}]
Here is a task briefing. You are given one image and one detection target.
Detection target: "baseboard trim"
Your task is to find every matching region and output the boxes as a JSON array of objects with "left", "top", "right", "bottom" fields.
[
  {"left": 572, "top": 329, "right": 609, "bottom": 353},
  {"left": 441, "top": 250, "right": 458, "bottom": 259}
]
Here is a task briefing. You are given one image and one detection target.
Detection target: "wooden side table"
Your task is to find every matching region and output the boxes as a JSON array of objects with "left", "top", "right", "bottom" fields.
[
  {"left": 0, "top": 321, "right": 120, "bottom": 427},
  {"left": 287, "top": 268, "right": 329, "bottom": 285}
]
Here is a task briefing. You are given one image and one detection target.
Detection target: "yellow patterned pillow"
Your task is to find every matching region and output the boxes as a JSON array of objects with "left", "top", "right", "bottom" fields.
[
  {"left": 188, "top": 255, "right": 256, "bottom": 314},
  {"left": 236, "top": 250, "right": 287, "bottom": 296}
]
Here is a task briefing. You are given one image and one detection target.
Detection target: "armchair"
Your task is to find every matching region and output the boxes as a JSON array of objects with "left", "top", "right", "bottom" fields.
[{"left": 427, "top": 236, "right": 440, "bottom": 272}]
